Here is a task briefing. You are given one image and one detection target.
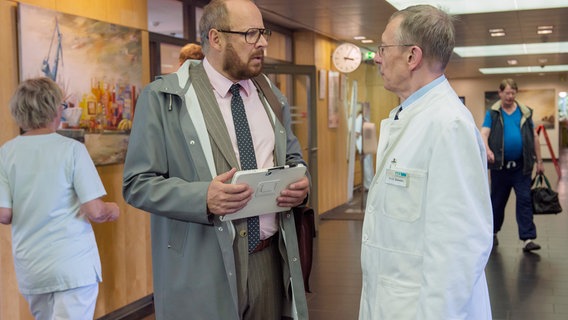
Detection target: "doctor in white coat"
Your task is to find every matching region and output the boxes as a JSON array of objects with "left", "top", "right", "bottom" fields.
[{"left": 359, "top": 5, "right": 493, "bottom": 320}]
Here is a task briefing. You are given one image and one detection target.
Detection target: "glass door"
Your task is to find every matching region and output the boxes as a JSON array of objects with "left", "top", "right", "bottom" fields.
[{"left": 263, "top": 64, "right": 318, "bottom": 217}]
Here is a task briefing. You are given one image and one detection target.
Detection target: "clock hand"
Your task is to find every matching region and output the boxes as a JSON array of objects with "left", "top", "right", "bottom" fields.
[{"left": 344, "top": 57, "right": 354, "bottom": 61}]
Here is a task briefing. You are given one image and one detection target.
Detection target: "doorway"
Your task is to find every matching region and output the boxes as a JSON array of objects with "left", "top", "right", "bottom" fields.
[{"left": 263, "top": 63, "right": 319, "bottom": 217}]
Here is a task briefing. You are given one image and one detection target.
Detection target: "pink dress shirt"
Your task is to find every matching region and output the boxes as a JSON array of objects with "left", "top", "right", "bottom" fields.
[{"left": 202, "top": 59, "right": 278, "bottom": 239}]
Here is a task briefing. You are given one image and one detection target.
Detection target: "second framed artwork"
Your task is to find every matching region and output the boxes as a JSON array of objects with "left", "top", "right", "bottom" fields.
[{"left": 319, "top": 69, "right": 327, "bottom": 100}]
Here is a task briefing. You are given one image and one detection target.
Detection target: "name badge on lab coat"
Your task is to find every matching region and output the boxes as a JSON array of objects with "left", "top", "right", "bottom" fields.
[{"left": 386, "top": 168, "right": 408, "bottom": 187}]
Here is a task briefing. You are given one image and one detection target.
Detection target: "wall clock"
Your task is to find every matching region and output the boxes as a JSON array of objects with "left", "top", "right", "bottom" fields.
[{"left": 332, "top": 43, "right": 362, "bottom": 73}]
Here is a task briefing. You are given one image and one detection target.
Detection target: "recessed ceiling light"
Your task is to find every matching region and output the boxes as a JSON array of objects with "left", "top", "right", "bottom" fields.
[
  {"left": 354, "top": 36, "right": 366, "bottom": 40},
  {"left": 507, "top": 59, "right": 518, "bottom": 65},
  {"left": 361, "top": 39, "right": 374, "bottom": 43},
  {"left": 386, "top": 1, "right": 568, "bottom": 14},
  {"left": 537, "top": 25, "right": 554, "bottom": 35},
  {"left": 491, "top": 32, "right": 506, "bottom": 37},
  {"left": 479, "top": 65, "right": 568, "bottom": 74},
  {"left": 489, "top": 28, "right": 506, "bottom": 37},
  {"left": 538, "top": 58, "right": 548, "bottom": 64},
  {"left": 454, "top": 42, "right": 568, "bottom": 57}
]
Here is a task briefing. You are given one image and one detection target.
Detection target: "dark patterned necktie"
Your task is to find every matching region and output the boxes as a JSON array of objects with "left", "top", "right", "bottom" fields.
[
  {"left": 394, "top": 106, "right": 403, "bottom": 120},
  {"left": 230, "top": 83, "right": 260, "bottom": 253}
]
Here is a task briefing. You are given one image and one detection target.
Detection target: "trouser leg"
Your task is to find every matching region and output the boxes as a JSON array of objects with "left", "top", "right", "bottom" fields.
[
  {"left": 490, "top": 169, "right": 513, "bottom": 234},
  {"left": 22, "top": 283, "right": 98, "bottom": 320},
  {"left": 23, "top": 292, "right": 54, "bottom": 320},
  {"left": 53, "top": 283, "right": 98, "bottom": 320},
  {"left": 244, "top": 242, "right": 283, "bottom": 320},
  {"left": 513, "top": 170, "right": 537, "bottom": 240}
]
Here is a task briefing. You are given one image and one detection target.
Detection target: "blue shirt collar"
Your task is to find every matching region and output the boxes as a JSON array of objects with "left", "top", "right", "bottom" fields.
[{"left": 400, "top": 75, "right": 446, "bottom": 110}]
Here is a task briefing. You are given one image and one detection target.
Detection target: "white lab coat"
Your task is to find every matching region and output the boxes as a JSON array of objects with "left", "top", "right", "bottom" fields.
[{"left": 359, "top": 80, "right": 493, "bottom": 320}]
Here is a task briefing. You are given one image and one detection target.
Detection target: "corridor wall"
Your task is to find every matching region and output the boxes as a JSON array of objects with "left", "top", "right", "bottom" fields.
[{"left": 0, "top": 0, "right": 152, "bottom": 318}]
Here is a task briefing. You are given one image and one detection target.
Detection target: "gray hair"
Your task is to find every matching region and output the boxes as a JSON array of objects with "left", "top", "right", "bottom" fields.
[
  {"left": 10, "top": 77, "right": 62, "bottom": 131},
  {"left": 199, "top": 0, "right": 231, "bottom": 54},
  {"left": 499, "top": 78, "right": 518, "bottom": 91},
  {"left": 391, "top": 4, "right": 455, "bottom": 69}
]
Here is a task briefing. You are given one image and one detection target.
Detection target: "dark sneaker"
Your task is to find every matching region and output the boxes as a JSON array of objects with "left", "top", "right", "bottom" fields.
[
  {"left": 523, "top": 241, "right": 541, "bottom": 252},
  {"left": 493, "top": 234, "right": 499, "bottom": 246}
]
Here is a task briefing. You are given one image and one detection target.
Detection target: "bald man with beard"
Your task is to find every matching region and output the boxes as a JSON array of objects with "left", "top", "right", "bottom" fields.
[{"left": 123, "top": 0, "right": 309, "bottom": 319}]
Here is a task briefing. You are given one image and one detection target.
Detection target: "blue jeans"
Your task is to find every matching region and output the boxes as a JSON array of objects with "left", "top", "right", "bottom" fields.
[{"left": 490, "top": 166, "right": 537, "bottom": 240}]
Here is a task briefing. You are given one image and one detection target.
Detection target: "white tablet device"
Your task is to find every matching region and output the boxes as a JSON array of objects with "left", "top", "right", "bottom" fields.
[{"left": 219, "top": 164, "right": 307, "bottom": 221}]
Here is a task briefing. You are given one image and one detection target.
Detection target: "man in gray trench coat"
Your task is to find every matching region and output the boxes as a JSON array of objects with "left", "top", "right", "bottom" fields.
[{"left": 122, "top": 0, "right": 310, "bottom": 319}]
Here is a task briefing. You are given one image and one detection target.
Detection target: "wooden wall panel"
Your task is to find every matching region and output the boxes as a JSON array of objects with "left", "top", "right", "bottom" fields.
[
  {"left": 0, "top": 1, "right": 20, "bottom": 141},
  {"left": 0, "top": 1, "right": 30, "bottom": 320},
  {"left": 93, "top": 165, "right": 153, "bottom": 316},
  {"left": 0, "top": 1, "right": 152, "bottom": 319},
  {"left": 266, "top": 31, "right": 288, "bottom": 62}
]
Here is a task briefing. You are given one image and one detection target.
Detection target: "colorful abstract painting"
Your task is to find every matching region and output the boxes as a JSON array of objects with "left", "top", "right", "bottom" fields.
[{"left": 18, "top": 4, "right": 142, "bottom": 165}]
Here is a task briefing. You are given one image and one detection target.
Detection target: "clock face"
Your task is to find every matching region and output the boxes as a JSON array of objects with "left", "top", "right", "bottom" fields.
[{"left": 332, "top": 43, "right": 362, "bottom": 73}]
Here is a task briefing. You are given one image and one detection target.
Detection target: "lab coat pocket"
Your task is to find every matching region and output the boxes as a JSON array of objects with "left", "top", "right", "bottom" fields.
[
  {"left": 376, "top": 277, "right": 420, "bottom": 319},
  {"left": 382, "top": 167, "right": 427, "bottom": 222}
]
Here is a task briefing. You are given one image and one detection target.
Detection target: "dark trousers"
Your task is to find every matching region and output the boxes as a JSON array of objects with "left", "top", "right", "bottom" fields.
[
  {"left": 244, "top": 241, "right": 283, "bottom": 320},
  {"left": 490, "top": 167, "right": 537, "bottom": 240}
]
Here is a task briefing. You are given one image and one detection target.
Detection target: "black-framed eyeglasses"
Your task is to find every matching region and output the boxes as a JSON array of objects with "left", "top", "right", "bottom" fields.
[
  {"left": 377, "top": 44, "right": 414, "bottom": 57},
  {"left": 217, "top": 28, "right": 272, "bottom": 44}
]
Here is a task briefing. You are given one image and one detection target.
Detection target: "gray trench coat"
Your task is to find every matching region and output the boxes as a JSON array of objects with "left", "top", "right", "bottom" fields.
[{"left": 123, "top": 61, "right": 308, "bottom": 319}]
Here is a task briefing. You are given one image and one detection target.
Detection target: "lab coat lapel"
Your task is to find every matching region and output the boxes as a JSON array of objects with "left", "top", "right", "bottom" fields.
[{"left": 375, "top": 109, "right": 410, "bottom": 172}]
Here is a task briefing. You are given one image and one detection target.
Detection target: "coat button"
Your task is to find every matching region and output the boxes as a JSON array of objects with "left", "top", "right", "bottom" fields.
[
  {"left": 190, "top": 140, "right": 195, "bottom": 145},
  {"left": 239, "top": 230, "right": 248, "bottom": 237},
  {"left": 218, "top": 227, "right": 223, "bottom": 232}
]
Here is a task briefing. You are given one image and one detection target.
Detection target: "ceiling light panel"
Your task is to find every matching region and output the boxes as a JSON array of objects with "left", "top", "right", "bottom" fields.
[
  {"left": 479, "top": 65, "right": 568, "bottom": 74},
  {"left": 386, "top": 0, "right": 568, "bottom": 14},
  {"left": 454, "top": 42, "right": 568, "bottom": 57}
]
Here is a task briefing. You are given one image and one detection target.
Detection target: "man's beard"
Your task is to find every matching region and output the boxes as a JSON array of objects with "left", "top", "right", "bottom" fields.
[{"left": 223, "top": 43, "right": 263, "bottom": 80}]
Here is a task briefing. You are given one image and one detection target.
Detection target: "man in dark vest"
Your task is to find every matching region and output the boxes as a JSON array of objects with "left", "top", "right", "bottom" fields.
[{"left": 481, "top": 78, "right": 544, "bottom": 252}]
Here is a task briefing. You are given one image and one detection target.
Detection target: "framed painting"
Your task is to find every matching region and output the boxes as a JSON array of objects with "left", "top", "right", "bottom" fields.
[
  {"left": 18, "top": 4, "right": 143, "bottom": 165},
  {"left": 328, "top": 71, "right": 340, "bottom": 128}
]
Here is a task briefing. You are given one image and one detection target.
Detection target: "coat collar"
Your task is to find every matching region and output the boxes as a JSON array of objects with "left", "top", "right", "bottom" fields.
[{"left": 490, "top": 99, "right": 532, "bottom": 118}]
